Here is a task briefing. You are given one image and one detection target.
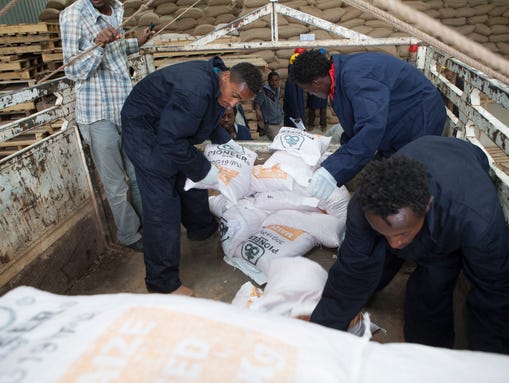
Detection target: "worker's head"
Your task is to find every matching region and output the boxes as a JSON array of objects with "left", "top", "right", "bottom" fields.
[
  {"left": 218, "top": 63, "right": 263, "bottom": 109},
  {"left": 267, "top": 71, "right": 280, "bottom": 91},
  {"left": 290, "top": 49, "right": 331, "bottom": 99},
  {"left": 89, "top": 0, "right": 110, "bottom": 11},
  {"left": 294, "top": 47, "right": 306, "bottom": 54},
  {"left": 220, "top": 107, "right": 236, "bottom": 137},
  {"left": 357, "top": 156, "right": 433, "bottom": 250}
]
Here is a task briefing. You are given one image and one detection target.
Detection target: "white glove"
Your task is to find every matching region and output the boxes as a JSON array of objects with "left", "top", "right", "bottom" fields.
[
  {"left": 199, "top": 164, "right": 219, "bottom": 186},
  {"left": 309, "top": 167, "right": 337, "bottom": 200},
  {"left": 223, "top": 139, "right": 244, "bottom": 155}
]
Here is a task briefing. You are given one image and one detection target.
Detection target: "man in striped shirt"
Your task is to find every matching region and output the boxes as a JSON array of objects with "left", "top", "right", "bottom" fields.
[{"left": 60, "top": 0, "right": 153, "bottom": 251}]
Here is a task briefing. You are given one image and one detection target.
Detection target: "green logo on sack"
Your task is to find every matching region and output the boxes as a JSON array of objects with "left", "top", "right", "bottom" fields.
[
  {"left": 241, "top": 241, "right": 264, "bottom": 265},
  {"left": 281, "top": 134, "right": 303, "bottom": 149}
]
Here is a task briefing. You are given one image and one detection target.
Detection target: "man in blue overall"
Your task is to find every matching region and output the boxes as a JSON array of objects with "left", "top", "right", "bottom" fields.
[
  {"left": 121, "top": 57, "right": 262, "bottom": 295},
  {"left": 220, "top": 107, "right": 252, "bottom": 140},
  {"left": 283, "top": 49, "right": 306, "bottom": 130},
  {"left": 311, "top": 136, "right": 509, "bottom": 354},
  {"left": 290, "top": 49, "right": 446, "bottom": 199}
]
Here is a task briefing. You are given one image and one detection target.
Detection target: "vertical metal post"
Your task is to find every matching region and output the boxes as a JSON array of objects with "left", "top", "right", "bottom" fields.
[{"left": 270, "top": 0, "right": 278, "bottom": 42}]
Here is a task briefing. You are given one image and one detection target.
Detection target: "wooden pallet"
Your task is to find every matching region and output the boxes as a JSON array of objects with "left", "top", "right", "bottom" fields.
[
  {"left": 0, "top": 63, "right": 47, "bottom": 81},
  {"left": 486, "top": 145, "right": 509, "bottom": 175},
  {"left": 0, "top": 23, "right": 51, "bottom": 35},
  {"left": 0, "top": 56, "right": 41, "bottom": 71}
]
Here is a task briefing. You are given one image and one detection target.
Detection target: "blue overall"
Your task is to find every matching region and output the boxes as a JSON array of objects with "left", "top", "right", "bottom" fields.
[
  {"left": 311, "top": 136, "right": 509, "bottom": 354},
  {"left": 322, "top": 52, "right": 446, "bottom": 187},
  {"left": 121, "top": 57, "right": 230, "bottom": 292},
  {"left": 283, "top": 64, "right": 305, "bottom": 127}
]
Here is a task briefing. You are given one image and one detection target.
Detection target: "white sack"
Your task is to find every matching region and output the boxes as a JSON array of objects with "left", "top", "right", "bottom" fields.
[
  {"left": 263, "top": 209, "right": 345, "bottom": 248},
  {"left": 219, "top": 204, "right": 269, "bottom": 258},
  {"left": 224, "top": 224, "right": 316, "bottom": 284},
  {"left": 209, "top": 194, "right": 254, "bottom": 218},
  {"left": 251, "top": 164, "right": 294, "bottom": 193},
  {"left": 1, "top": 286, "right": 508, "bottom": 383},
  {"left": 263, "top": 150, "right": 314, "bottom": 186},
  {"left": 318, "top": 185, "right": 351, "bottom": 219},
  {"left": 270, "top": 126, "right": 332, "bottom": 166},
  {"left": 252, "top": 190, "right": 320, "bottom": 212},
  {"left": 251, "top": 257, "right": 327, "bottom": 318},
  {"left": 185, "top": 143, "right": 256, "bottom": 202}
]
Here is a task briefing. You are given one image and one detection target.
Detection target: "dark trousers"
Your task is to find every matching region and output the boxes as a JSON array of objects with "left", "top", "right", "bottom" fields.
[
  {"left": 376, "top": 242, "right": 509, "bottom": 354},
  {"left": 122, "top": 120, "right": 217, "bottom": 293},
  {"left": 307, "top": 108, "right": 327, "bottom": 129}
]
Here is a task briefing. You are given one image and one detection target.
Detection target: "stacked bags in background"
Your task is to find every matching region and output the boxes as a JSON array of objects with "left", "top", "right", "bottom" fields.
[{"left": 187, "top": 127, "right": 350, "bottom": 284}]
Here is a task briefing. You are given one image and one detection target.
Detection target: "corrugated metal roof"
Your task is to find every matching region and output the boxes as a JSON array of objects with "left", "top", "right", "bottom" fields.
[{"left": 0, "top": 0, "right": 49, "bottom": 24}]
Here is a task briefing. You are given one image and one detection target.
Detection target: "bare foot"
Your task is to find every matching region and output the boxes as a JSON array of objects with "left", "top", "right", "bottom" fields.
[{"left": 171, "top": 285, "right": 193, "bottom": 296}]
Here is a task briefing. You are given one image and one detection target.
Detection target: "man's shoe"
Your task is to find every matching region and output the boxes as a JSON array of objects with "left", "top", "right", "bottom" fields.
[{"left": 127, "top": 238, "right": 143, "bottom": 252}]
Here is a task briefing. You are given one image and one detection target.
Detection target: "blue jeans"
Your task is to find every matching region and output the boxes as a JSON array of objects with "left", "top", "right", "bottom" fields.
[{"left": 79, "top": 120, "right": 142, "bottom": 245}]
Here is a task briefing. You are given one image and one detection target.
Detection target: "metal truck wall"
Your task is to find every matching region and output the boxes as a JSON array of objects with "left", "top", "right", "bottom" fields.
[{"left": 0, "top": 128, "right": 104, "bottom": 291}]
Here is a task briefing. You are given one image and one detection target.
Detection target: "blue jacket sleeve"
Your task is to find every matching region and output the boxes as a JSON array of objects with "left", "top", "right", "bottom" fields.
[
  {"left": 310, "top": 194, "right": 386, "bottom": 330},
  {"left": 158, "top": 90, "right": 213, "bottom": 182},
  {"left": 322, "top": 78, "right": 391, "bottom": 187}
]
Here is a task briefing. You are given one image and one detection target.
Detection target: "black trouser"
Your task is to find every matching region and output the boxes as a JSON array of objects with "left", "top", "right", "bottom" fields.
[{"left": 377, "top": 244, "right": 509, "bottom": 354}]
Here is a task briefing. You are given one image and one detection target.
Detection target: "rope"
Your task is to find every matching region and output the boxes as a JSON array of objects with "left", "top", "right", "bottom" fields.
[
  {"left": 152, "top": 0, "right": 202, "bottom": 38},
  {"left": 0, "top": 0, "right": 20, "bottom": 18},
  {"left": 342, "top": 0, "right": 509, "bottom": 85},
  {"left": 37, "top": 0, "right": 155, "bottom": 84}
]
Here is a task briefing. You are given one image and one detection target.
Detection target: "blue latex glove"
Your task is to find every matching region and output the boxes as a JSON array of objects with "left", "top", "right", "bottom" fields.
[
  {"left": 199, "top": 164, "right": 219, "bottom": 186},
  {"left": 309, "top": 167, "right": 337, "bottom": 200},
  {"left": 223, "top": 139, "right": 244, "bottom": 155}
]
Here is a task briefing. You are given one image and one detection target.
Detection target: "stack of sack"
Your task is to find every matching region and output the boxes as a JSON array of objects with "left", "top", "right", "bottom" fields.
[{"left": 186, "top": 127, "right": 350, "bottom": 284}]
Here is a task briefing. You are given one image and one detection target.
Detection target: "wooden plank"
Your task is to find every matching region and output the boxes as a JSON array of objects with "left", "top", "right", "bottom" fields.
[
  {"left": 0, "top": 55, "right": 22, "bottom": 62},
  {"left": 0, "top": 34, "right": 52, "bottom": 45},
  {"left": 0, "top": 59, "right": 31, "bottom": 71},
  {"left": 0, "top": 67, "right": 38, "bottom": 81},
  {"left": 42, "top": 52, "right": 63, "bottom": 63},
  {"left": 0, "top": 23, "right": 49, "bottom": 35},
  {"left": 0, "top": 45, "right": 42, "bottom": 55},
  {"left": 1, "top": 101, "right": 36, "bottom": 113}
]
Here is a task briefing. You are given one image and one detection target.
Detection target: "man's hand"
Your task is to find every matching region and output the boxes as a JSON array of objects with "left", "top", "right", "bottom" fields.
[
  {"left": 309, "top": 167, "right": 337, "bottom": 200},
  {"left": 94, "top": 27, "right": 122, "bottom": 47},
  {"left": 223, "top": 139, "right": 244, "bottom": 155},
  {"left": 137, "top": 25, "right": 155, "bottom": 47}
]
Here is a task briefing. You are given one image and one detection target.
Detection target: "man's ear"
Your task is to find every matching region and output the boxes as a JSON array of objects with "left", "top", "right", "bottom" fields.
[{"left": 222, "top": 70, "right": 231, "bottom": 82}]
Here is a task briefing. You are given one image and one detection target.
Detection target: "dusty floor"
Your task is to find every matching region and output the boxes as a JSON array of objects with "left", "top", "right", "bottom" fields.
[{"left": 68, "top": 225, "right": 469, "bottom": 348}]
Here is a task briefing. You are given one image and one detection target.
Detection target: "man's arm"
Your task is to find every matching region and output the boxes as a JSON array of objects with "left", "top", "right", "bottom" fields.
[
  {"left": 157, "top": 90, "right": 213, "bottom": 182},
  {"left": 254, "top": 101, "right": 265, "bottom": 131},
  {"left": 322, "top": 78, "right": 391, "bottom": 187},
  {"left": 59, "top": 9, "right": 113, "bottom": 81},
  {"left": 311, "top": 194, "right": 386, "bottom": 330}
]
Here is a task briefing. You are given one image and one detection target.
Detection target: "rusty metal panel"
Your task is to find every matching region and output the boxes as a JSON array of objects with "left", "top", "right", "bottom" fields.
[
  {"left": 0, "top": 128, "right": 92, "bottom": 274},
  {"left": 0, "top": 77, "right": 72, "bottom": 110}
]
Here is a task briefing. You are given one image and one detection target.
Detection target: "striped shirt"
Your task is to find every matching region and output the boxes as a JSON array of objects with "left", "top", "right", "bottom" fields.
[{"left": 60, "top": 0, "right": 138, "bottom": 126}]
